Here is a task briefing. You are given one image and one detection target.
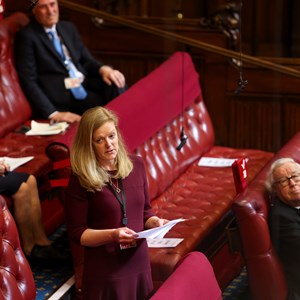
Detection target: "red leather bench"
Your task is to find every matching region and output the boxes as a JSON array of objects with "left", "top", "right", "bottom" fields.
[
  {"left": 0, "top": 195, "right": 36, "bottom": 299},
  {"left": 0, "top": 12, "right": 77, "bottom": 234},
  {"left": 232, "top": 131, "right": 300, "bottom": 300},
  {"left": 47, "top": 51, "right": 274, "bottom": 298}
]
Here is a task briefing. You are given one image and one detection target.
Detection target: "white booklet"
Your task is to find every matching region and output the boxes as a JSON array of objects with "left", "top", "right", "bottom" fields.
[
  {"left": 25, "top": 120, "right": 69, "bottom": 136},
  {"left": 0, "top": 156, "right": 34, "bottom": 171}
]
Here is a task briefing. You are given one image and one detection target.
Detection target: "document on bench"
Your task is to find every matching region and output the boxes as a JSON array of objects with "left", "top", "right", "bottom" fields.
[
  {"left": 198, "top": 157, "right": 238, "bottom": 167},
  {"left": 0, "top": 156, "right": 34, "bottom": 171},
  {"left": 136, "top": 218, "right": 186, "bottom": 239},
  {"left": 25, "top": 120, "right": 69, "bottom": 136},
  {"left": 146, "top": 238, "right": 184, "bottom": 248}
]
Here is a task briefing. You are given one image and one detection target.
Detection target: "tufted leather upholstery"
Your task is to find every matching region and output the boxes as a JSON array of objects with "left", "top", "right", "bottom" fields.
[
  {"left": 108, "top": 52, "right": 274, "bottom": 288},
  {"left": 0, "top": 12, "right": 56, "bottom": 177},
  {"left": 232, "top": 131, "right": 300, "bottom": 300},
  {"left": 134, "top": 101, "right": 274, "bottom": 288},
  {"left": 47, "top": 52, "right": 274, "bottom": 296},
  {"left": 0, "top": 195, "right": 36, "bottom": 300},
  {"left": 0, "top": 12, "right": 81, "bottom": 234},
  {"left": 0, "top": 12, "right": 31, "bottom": 138}
]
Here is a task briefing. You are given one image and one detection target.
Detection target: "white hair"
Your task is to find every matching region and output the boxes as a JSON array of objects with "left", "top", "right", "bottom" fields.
[{"left": 265, "top": 157, "right": 300, "bottom": 192}]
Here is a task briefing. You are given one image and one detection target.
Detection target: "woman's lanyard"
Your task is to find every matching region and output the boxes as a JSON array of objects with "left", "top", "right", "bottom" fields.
[{"left": 108, "top": 179, "right": 128, "bottom": 226}]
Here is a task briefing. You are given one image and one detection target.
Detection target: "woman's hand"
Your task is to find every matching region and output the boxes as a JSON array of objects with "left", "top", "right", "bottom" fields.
[
  {"left": 111, "top": 227, "right": 137, "bottom": 244},
  {"left": 145, "top": 216, "right": 169, "bottom": 229}
]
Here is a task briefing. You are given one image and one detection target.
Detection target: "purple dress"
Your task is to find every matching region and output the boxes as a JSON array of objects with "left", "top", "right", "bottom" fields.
[{"left": 65, "top": 155, "right": 155, "bottom": 300}]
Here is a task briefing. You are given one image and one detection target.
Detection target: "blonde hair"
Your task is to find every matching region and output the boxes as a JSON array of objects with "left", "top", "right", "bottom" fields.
[{"left": 70, "top": 106, "right": 133, "bottom": 191}]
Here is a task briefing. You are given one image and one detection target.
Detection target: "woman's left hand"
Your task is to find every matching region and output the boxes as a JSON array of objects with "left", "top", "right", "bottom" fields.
[{"left": 145, "top": 216, "right": 169, "bottom": 229}]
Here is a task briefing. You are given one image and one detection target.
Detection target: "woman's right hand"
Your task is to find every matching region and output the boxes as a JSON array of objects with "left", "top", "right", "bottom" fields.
[{"left": 112, "top": 227, "right": 137, "bottom": 244}]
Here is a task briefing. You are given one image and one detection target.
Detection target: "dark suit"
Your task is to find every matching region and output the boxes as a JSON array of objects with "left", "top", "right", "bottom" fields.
[
  {"left": 14, "top": 18, "right": 121, "bottom": 118},
  {"left": 269, "top": 198, "right": 300, "bottom": 300}
]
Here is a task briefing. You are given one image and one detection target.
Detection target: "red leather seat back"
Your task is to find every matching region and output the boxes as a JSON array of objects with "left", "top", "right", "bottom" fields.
[
  {"left": 135, "top": 99, "right": 214, "bottom": 200},
  {"left": 0, "top": 12, "right": 31, "bottom": 138},
  {"left": 150, "top": 252, "right": 221, "bottom": 300},
  {"left": 232, "top": 131, "right": 300, "bottom": 300},
  {"left": 107, "top": 52, "right": 215, "bottom": 200},
  {"left": 0, "top": 195, "right": 36, "bottom": 300}
]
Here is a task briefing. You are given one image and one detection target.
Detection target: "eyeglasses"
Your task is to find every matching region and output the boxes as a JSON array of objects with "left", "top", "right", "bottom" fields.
[{"left": 274, "top": 173, "right": 300, "bottom": 187}]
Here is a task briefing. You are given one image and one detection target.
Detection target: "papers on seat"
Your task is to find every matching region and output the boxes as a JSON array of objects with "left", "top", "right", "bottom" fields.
[
  {"left": 198, "top": 157, "right": 238, "bottom": 167},
  {"left": 25, "top": 120, "right": 69, "bottom": 136},
  {"left": 146, "top": 238, "right": 184, "bottom": 248},
  {"left": 0, "top": 156, "right": 34, "bottom": 171},
  {"left": 136, "top": 218, "right": 186, "bottom": 239}
]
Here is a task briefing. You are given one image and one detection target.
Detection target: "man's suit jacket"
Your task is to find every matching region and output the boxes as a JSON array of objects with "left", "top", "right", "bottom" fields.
[
  {"left": 269, "top": 198, "right": 300, "bottom": 299},
  {"left": 14, "top": 18, "right": 103, "bottom": 118}
]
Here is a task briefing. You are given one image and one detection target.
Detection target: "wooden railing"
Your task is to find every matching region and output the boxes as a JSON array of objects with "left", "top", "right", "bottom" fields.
[
  {"left": 60, "top": 0, "right": 300, "bottom": 79},
  {"left": 59, "top": 0, "right": 300, "bottom": 153}
]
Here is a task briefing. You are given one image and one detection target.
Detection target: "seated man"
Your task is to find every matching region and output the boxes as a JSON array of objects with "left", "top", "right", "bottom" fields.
[
  {"left": 0, "top": 160, "right": 67, "bottom": 265},
  {"left": 14, "top": 0, "right": 126, "bottom": 124},
  {"left": 266, "top": 157, "right": 300, "bottom": 300}
]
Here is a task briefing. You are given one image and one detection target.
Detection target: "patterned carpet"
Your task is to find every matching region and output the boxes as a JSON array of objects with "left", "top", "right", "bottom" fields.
[
  {"left": 32, "top": 226, "right": 73, "bottom": 300},
  {"left": 33, "top": 225, "right": 249, "bottom": 300},
  {"left": 223, "top": 267, "right": 250, "bottom": 300}
]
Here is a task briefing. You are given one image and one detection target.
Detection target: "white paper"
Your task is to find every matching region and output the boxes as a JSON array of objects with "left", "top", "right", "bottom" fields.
[
  {"left": 25, "top": 120, "right": 69, "bottom": 136},
  {"left": 146, "top": 238, "right": 184, "bottom": 248},
  {"left": 0, "top": 156, "right": 34, "bottom": 171},
  {"left": 136, "top": 218, "right": 186, "bottom": 239},
  {"left": 198, "top": 157, "right": 238, "bottom": 167}
]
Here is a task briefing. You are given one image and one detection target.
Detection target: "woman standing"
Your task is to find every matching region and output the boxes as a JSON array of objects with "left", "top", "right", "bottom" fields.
[{"left": 65, "top": 106, "right": 168, "bottom": 299}]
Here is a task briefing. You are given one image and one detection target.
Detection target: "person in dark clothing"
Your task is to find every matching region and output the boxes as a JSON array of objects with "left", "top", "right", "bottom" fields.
[
  {"left": 14, "top": 0, "right": 126, "bottom": 124},
  {"left": 267, "top": 157, "right": 300, "bottom": 300},
  {"left": 0, "top": 160, "right": 66, "bottom": 264}
]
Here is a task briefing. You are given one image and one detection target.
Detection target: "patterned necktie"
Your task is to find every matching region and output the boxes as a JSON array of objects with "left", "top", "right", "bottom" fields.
[{"left": 48, "top": 30, "right": 87, "bottom": 100}]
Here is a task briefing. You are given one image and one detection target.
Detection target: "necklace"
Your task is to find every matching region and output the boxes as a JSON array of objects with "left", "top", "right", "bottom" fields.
[{"left": 109, "top": 178, "right": 121, "bottom": 193}]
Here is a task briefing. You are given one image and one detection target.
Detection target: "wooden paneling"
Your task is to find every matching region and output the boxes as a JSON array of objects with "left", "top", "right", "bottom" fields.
[
  {"left": 225, "top": 64, "right": 300, "bottom": 152},
  {"left": 282, "top": 98, "right": 300, "bottom": 144},
  {"left": 227, "top": 94, "right": 282, "bottom": 151}
]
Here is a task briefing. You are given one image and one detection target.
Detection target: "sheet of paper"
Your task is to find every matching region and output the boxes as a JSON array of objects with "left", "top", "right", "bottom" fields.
[
  {"left": 136, "top": 218, "right": 186, "bottom": 239},
  {"left": 198, "top": 157, "right": 238, "bottom": 167},
  {"left": 146, "top": 238, "right": 184, "bottom": 248},
  {"left": 0, "top": 156, "right": 34, "bottom": 171},
  {"left": 25, "top": 120, "right": 69, "bottom": 136}
]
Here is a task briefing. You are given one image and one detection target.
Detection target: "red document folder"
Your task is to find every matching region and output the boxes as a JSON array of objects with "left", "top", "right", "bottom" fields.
[{"left": 232, "top": 158, "right": 248, "bottom": 194}]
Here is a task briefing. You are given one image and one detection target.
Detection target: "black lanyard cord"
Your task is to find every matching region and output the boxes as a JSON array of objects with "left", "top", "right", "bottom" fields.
[{"left": 108, "top": 179, "right": 128, "bottom": 226}]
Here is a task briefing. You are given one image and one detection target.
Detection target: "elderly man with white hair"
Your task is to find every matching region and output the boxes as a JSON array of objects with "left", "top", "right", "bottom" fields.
[{"left": 266, "top": 157, "right": 300, "bottom": 300}]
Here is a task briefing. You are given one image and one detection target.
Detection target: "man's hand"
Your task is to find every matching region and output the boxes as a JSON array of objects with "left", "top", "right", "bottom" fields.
[
  {"left": 99, "top": 65, "right": 126, "bottom": 88},
  {"left": 0, "top": 160, "right": 10, "bottom": 176},
  {"left": 50, "top": 111, "right": 81, "bottom": 124}
]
